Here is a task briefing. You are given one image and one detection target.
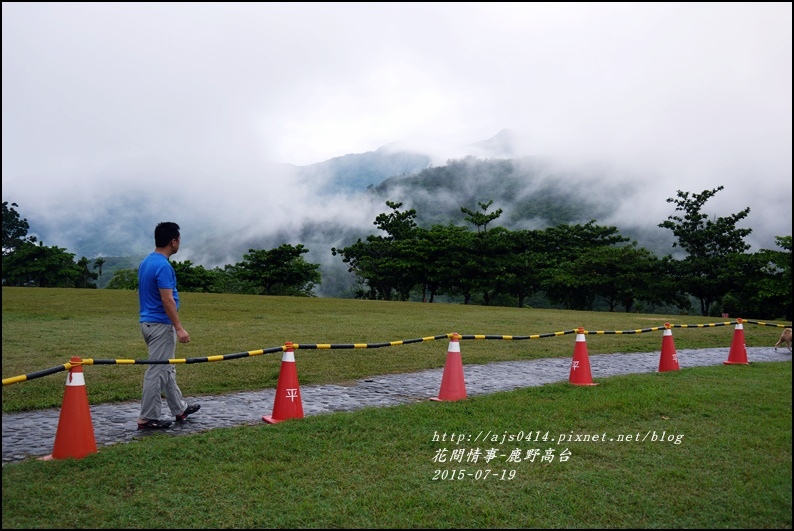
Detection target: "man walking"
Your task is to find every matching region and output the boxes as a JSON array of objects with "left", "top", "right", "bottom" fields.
[{"left": 137, "top": 222, "right": 200, "bottom": 429}]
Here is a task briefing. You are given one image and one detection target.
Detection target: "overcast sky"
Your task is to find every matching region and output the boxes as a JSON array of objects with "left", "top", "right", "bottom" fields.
[{"left": 2, "top": 2, "right": 792, "bottom": 262}]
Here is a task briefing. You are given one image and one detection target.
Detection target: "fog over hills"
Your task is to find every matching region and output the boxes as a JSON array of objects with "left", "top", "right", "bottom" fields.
[
  {"left": 12, "top": 129, "right": 789, "bottom": 296},
  {"left": 5, "top": 4, "right": 790, "bottom": 297}
]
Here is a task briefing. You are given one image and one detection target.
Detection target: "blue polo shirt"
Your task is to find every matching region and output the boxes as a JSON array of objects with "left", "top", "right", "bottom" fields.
[{"left": 138, "top": 252, "right": 180, "bottom": 324}]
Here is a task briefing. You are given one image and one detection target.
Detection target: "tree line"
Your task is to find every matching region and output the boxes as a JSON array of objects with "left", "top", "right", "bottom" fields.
[
  {"left": 2, "top": 202, "right": 108, "bottom": 289},
  {"left": 2, "top": 201, "right": 321, "bottom": 297},
  {"left": 331, "top": 191, "right": 790, "bottom": 320},
  {"left": 2, "top": 187, "right": 791, "bottom": 320}
]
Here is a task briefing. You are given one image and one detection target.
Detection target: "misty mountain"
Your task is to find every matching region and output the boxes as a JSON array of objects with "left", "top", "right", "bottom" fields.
[
  {"left": 369, "top": 156, "right": 621, "bottom": 229},
  {"left": 16, "top": 129, "right": 702, "bottom": 294},
  {"left": 22, "top": 144, "right": 439, "bottom": 260},
  {"left": 24, "top": 130, "right": 526, "bottom": 260},
  {"left": 302, "top": 147, "right": 432, "bottom": 194}
]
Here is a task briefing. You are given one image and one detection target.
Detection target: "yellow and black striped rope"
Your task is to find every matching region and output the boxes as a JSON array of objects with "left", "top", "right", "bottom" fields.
[
  {"left": 291, "top": 334, "right": 451, "bottom": 350},
  {"left": 461, "top": 330, "right": 575, "bottom": 340},
  {"left": 1, "top": 362, "right": 73, "bottom": 386},
  {"left": 3, "top": 320, "right": 790, "bottom": 386},
  {"left": 1, "top": 346, "right": 282, "bottom": 386},
  {"left": 745, "top": 320, "right": 791, "bottom": 328}
]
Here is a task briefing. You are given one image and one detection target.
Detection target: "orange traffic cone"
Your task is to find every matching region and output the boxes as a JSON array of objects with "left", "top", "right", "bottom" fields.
[
  {"left": 724, "top": 318, "right": 749, "bottom": 365},
  {"left": 569, "top": 328, "right": 597, "bottom": 386},
  {"left": 658, "top": 323, "right": 680, "bottom": 372},
  {"left": 431, "top": 333, "right": 467, "bottom": 401},
  {"left": 41, "top": 357, "right": 97, "bottom": 460},
  {"left": 263, "top": 343, "right": 304, "bottom": 424}
]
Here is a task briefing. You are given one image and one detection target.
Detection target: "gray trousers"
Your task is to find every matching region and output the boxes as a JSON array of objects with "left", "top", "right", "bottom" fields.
[{"left": 139, "top": 322, "right": 187, "bottom": 421}]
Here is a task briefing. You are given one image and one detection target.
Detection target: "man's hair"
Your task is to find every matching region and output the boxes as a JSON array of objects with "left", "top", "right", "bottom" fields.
[{"left": 154, "top": 222, "right": 180, "bottom": 248}]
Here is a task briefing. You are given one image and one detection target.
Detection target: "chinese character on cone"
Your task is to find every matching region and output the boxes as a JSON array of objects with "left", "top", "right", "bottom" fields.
[
  {"left": 263, "top": 343, "right": 304, "bottom": 423},
  {"left": 569, "top": 328, "right": 597, "bottom": 386}
]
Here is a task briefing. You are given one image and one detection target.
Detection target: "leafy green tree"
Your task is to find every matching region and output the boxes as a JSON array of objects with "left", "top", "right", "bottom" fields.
[
  {"left": 472, "top": 226, "right": 514, "bottom": 305},
  {"left": 2, "top": 201, "right": 94, "bottom": 290},
  {"left": 372, "top": 201, "right": 424, "bottom": 300},
  {"left": 332, "top": 202, "right": 424, "bottom": 301},
  {"left": 172, "top": 260, "right": 221, "bottom": 293},
  {"left": 495, "top": 229, "right": 546, "bottom": 308},
  {"left": 237, "top": 244, "right": 321, "bottom": 296},
  {"left": 762, "top": 235, "right": 793, "bottom": 320},
  {"left": 332, "top": 236, "right": 393, "bottom": 300},
  {"left": 457, "top": 201, "right": 507, "bottom": 304},
  {"left": 633, "top": 254, "right": 691, "bottom": 314},
  {"left": 208, "top": 264, "right": 259, "bottom": 295},
  {"left": 106, "top": 268, "right": 139, "bottom": 290},
  {"left": 461, "top": 200, "right": 503, "bottom": 234},
  {"left": 105, "top": 262, "right": 253, "bottom": 294},
  {"left": 2, "top": 201, "right": 37, "bottom": 256},
  {"left": 2, "top": 241, "right": 82, "bottom": 287},
  {"left": 541, "top": 254, "right": 597, "bottom": 311},
  {"left": 374, "top": 200, "right": 419, "bottom": 240},
  {"left": 76, "top": 256, "right": 98, "bottom": 288},
  {"left": 583, "top": 243, "right": 677, "bottom": 312},
  {"left": 658, "top": 186, "right": 752, "bottom": 316},
  {"left": 724, "top": 236, "right": 792, "bottom": 320},
  {"left": 415, "top": 224, "right": 473, "bottom": 302},
  {"left": 537, "top": 222, "right": 630, "bottom": 310}
]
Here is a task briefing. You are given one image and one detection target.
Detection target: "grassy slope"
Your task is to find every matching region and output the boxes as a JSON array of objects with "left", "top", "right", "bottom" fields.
[
  {"left": 2, "top": 287, "right": 789, "bottom": 412},
  {"left": 2, "top": 288, "right": 791, "bottom": 528}
]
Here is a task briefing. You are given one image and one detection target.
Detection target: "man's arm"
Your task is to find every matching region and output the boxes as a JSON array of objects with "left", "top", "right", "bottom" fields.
[{"left": 159, "top": 288, "right": 190, "bottom": 343}]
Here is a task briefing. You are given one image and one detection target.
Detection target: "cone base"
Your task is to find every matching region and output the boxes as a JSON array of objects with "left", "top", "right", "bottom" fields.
[
  {"left": 570, "top": 382, "right": 598, "bottom": 386},
  {"left": 658, "top": 360, "right": 680, "bottom": 372},
  {"left": 723, "top": 361, "right": 750, "bottom": 365},
  {"left": 262, "top": 415, "right": 285, "bottom": 424},
  {"left": 429, "top": 396, "right": 466, "bottom": 402}
]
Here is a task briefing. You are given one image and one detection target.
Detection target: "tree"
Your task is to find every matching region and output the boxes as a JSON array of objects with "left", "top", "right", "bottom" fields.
[
  {"left": 470, "top": 225, "right": 514, "bottom": 305},
  {"left": 457, "top": 201, "right": 507, "bottom": 304},
  {"left": 415, "top": 224, "right": 473, "bottom": 302},
  {"left": 374, "top": 202, "right": 424, "bottom": 300},
  {"left": 332, "top": 236, "right": 399, "bottom": 300},
  {"left": 94, "top": 257, "right": 106, "bottom": 287},
  {"left": 374, "top": 200, "right": 419, "bottom": 240},
  {"left": 76, "top": 256, "right": 98, "bottom": 288},
  {"left": 725, "top": 236, "right": 792, "bottom": 320},
  {"left": 208, "top": 264, "right": 259, "bottom": 295},
  {"left": 332, "top": 202, "right": 425, "bottom": 301},
  {"left": 2, "top": 201, "right": 37, "bottom": 256},
  {"left": 172, "top": 260, "right": 221, "bottom": 293},
  {"left": 583, "top": 243, "right": 677, "bottom": 313},
  {"left": 658, "top": 187, "right": 752, "bottom": 316},
  {"left": 106, "top": 268, "right": 139, "bottom": 290},
  {"left": 461, "top": 200, "right": 503, "bottom": 234},
  {"left": 496, "top": 229, "right": 546, "bottom": 308},
  {"left": 237, "top": 244, "right": 321, "bottom": 296},
  {"left": 764, "top": 235, "right": 793, "bottom": 320},
  {"left": 2, "top": 241, "right": 82, "bottom": 287},
  {"left": 537, "top": 222, "right": 630, "bottom": 310}
]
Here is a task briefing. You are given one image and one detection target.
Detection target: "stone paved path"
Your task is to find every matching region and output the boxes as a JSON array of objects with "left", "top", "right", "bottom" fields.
[{"left": 3, "top": 347, "right": 790, "bottom": 465}]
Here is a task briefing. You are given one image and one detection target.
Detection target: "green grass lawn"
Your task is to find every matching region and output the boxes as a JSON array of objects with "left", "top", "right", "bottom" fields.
[
  {"left": 2, "top": 287, "right": 791, "bottom": 528},
  {"left": 2, "top": 287, "right": 788, "bottom": 412}
]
